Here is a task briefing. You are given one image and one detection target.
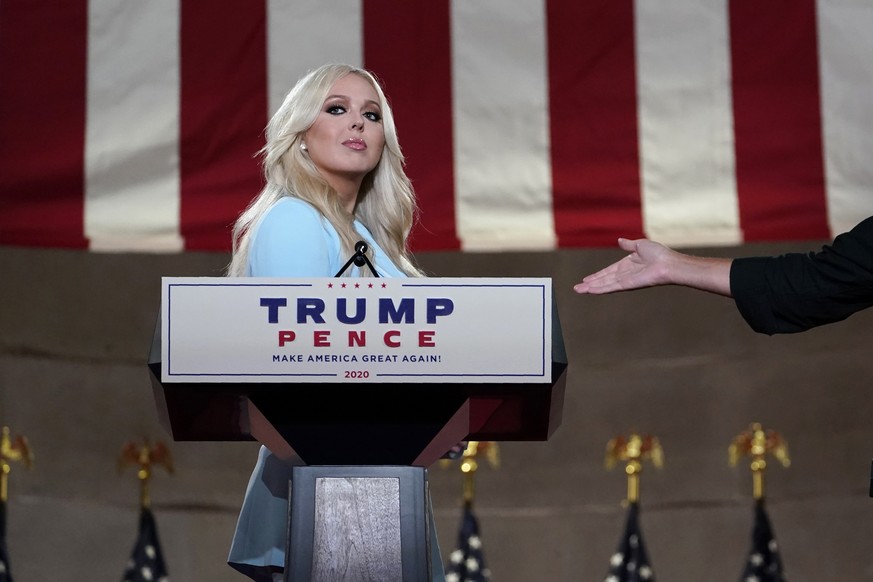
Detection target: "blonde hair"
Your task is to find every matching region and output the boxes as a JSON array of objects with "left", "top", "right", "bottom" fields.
[{"left": 228, "top": 64, "right": 422, "bottom": 277}]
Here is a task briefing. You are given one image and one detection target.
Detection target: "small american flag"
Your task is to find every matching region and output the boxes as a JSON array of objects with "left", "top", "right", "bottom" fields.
[
  {"left": 0, "top": 501, "right": 12, "bottom": 582},
  {"left": 445, "top": 503, "right": 491, "bottom": 582},
  {"left": 121, "top": 508, "right": 170, "bottom": 582},
  {"left": 740, "top": 500, "right": 786, "bottom": 582},
  {"left": 604, "top": 502, "right": 655, "bottom": 582}
]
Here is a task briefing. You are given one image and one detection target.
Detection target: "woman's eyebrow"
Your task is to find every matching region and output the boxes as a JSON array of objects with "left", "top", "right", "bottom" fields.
[{"left": 324, "top": 94, "right": 381, "bottom": 109}]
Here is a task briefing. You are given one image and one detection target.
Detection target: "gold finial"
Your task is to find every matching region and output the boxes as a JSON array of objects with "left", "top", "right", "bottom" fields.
[
  {"left": 1, "top": 426, "right": 33, "bottom": 503},
  {"left": 729, "top": 422, "right": 790, "bottom": 500},
  {"left": 118, "top": 440, "right": 174, "bottom": 509},
  {"left": 442, "top": 441, "right": 500, "bottom": 506},
  {"left": 605, "top": 433, "right": 663, "bottom": 504}
]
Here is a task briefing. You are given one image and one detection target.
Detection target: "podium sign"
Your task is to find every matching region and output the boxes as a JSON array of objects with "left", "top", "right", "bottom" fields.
[
  {"left": 162, "top": 277, "right": 551, "bottom": 384},
  {"left": 148, "top": 275, "right": 567, "bottom": 464}
]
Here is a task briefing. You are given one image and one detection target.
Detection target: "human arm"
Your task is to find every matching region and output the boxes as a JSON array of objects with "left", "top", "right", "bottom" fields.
[
  {"left": 574, "top": 218, "right": 873, "bottom": 334},
  {"left": 574, "top": 237, "right": 733, "bottom": 297},
  {"left": 730, "top": 217, "right": 873, "bottom": 334}
]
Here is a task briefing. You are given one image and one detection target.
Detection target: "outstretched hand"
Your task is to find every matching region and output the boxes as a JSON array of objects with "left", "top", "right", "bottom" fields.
[{"left": 574, "top": 238, "right": 675, "bottom": 294}]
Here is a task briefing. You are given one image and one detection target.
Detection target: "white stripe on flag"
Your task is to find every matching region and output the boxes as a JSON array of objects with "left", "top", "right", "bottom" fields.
[
  {"left": 267, "top": 0, "right": 362, "bottom": 116},
  {"left": 635, "top": 0, "right": 741, "bottom": 247},
  {"left": 817, "top": 0, "right": 873, "bottom": 236},
  {"left": 451, "top": 0, "right": 555, "bottom": 251},
  {"left": 85, "top": 0, "right": 183, "bottom": 252}
]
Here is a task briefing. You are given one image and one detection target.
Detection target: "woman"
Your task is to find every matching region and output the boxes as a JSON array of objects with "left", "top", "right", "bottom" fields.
[
  {"left": 227, "top": 64, "right": 420, "bottom": 280},
  {"left": 226, "top": 64, "right": 444, "bottom": 581}
]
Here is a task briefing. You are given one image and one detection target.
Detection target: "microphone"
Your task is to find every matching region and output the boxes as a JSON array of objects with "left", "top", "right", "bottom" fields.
[{"left": 352, "top": 241, "right": 369, "bottom": 267}]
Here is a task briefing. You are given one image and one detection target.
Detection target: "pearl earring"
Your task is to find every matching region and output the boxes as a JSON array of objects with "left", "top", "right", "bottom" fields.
[{"left": 300, "top": 142, "right": 307, "bottom": 151}]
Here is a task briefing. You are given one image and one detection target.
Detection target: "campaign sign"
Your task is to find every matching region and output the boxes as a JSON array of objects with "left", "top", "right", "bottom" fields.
[{"left": 161, "top": 277, "right": 551, "bottom": 383}]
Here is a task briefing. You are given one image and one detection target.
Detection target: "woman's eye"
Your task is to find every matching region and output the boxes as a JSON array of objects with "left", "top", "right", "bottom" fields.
[
  {"left": 326, "top": 105, "right": 346, "bottom": 115},
  {"left": 364, "top": 111, "right": 382, "bottom": 122}
]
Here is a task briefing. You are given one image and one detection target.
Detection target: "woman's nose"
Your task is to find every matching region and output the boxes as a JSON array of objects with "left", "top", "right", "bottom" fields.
[{"left": 350, "top": 111, "right": 365, "bottom": 130}]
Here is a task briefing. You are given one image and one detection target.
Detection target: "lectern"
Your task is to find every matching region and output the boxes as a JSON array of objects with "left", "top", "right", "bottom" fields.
[{"left": 148, "top": 277, "right": 567, "bottom": 581}]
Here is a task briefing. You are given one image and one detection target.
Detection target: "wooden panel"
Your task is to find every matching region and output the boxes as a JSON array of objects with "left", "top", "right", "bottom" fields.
[{"left": 311, "top": 477, "right": 402, "bottom": 581}]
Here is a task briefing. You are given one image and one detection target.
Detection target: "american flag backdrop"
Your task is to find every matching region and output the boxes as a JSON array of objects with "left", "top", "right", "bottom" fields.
[{"left": 2, "top": 0, "right": 872, "bottom": 254}]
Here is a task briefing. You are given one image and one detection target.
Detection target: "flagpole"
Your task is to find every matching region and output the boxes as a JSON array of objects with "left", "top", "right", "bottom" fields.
[
  {"left": 118, "top": 439, "right": 174, "bottom": 582},
  {"left": 458, "top": 442, "right": 491, "bottom": 506},
  {"left": 731, "top": 423, "right": 790, "bottom": 581},
  {"left": 605, "top": 433, "right": 663, "bottom": 503},
  {"left": 0, "top": 426, "right": 33, "bottom": 503},
  {"left": 729, "top": 422, "right": 790, "bottom": 500},
  {"left": 603, "top": 432, "right": 661, "bottom": 581},
  {"left": 442, "top": 441, "right": 499, "bottom": 582},
  {"left": 118, "top": 439, "right": 174, "bottom": 509},
  {"left": 0, "top": 425, "right": 32, "bottom": 581},
  {"left": 441, "top": 441, "right": 500, "bottom": 507}
]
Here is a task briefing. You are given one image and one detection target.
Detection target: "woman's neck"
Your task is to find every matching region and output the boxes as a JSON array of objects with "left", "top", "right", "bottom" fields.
[{"left": 325, "top": 175, "right": 361, "bottom": 214}]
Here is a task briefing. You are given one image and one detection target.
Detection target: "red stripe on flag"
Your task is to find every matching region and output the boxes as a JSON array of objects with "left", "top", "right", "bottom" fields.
[
  {"left": 547, "top": 1, "right": 644, "bottom": 246},
  {"left": 362, "top": 1, "right": 459, "bottom": 252},
  {"left": 730, "top": 0, "right": 828, "bottom": 241},
  {"left": 180, "top": 2, "right": 268, "bottom": 251},
  {"left": 0, "top": 1, "right": 88, "bottom": 248}
]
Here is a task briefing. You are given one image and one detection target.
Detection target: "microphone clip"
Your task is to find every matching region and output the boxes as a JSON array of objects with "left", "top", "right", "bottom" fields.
[{"left": 335, "top": 240, "right": 380, "bottom": 277}]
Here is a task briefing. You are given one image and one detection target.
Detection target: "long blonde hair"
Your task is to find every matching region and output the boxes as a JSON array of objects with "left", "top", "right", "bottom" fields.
[{"left": 228, "top": 64, "right": 421, "bottom": 277}]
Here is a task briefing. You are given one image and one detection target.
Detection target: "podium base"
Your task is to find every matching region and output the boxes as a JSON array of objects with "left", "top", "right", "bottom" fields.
[{"left": 286, "top": 466, "right": 432, "bottom": 582}]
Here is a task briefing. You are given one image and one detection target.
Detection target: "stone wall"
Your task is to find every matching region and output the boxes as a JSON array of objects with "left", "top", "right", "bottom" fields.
[{"left": 2, "top": 242, "right": 871, "bottom": 580}]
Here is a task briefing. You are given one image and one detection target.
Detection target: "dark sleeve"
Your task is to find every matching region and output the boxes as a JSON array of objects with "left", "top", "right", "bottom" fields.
[{"left": 730, "top": 216, "right": 873, "bottom": 334}]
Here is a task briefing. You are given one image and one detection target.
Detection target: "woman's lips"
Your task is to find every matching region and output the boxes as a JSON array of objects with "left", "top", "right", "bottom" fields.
[{"left": 343, "top": 138, "right": 366, "bottom": 150}]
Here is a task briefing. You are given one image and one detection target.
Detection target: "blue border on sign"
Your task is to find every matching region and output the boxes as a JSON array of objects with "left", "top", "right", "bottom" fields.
[
  {"left": 166, "top": 283, "right": 336, "bottom": 378},
  {"left": 376, "top": 282, "right": 548, "bottom": 378}
]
